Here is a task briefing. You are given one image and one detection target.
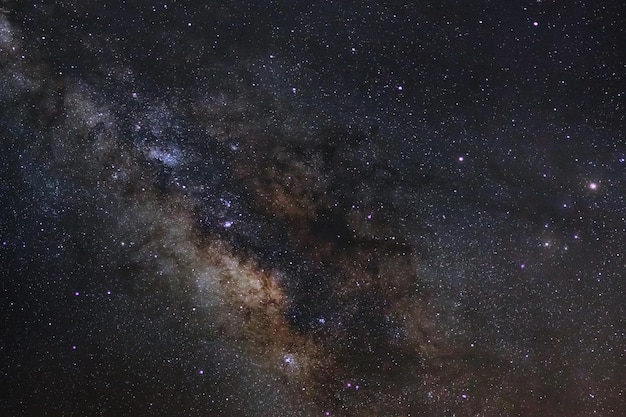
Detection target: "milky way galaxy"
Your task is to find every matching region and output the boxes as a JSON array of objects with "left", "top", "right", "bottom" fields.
[{"left": 1, "top": 1, "right": 624, "bottom": 416}]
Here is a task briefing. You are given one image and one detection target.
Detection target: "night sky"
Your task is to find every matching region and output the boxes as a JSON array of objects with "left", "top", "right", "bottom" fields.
[{"left": 1, "top": 1, "right": 624, "bottom": 416}]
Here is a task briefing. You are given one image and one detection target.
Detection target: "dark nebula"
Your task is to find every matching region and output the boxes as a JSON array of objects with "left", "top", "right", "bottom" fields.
[{"left": 1, "top": 1, "right": 624, "bottom": 416}]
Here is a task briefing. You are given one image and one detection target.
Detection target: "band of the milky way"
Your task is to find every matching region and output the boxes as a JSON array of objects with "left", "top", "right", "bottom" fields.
[{"left": 1, "top": 1, "right": 624, "bottom": 416}]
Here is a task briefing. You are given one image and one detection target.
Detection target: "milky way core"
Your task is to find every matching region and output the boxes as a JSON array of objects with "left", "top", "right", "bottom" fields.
[{"left": 1, "top": 2, "right": 624, "bottom": 416}]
